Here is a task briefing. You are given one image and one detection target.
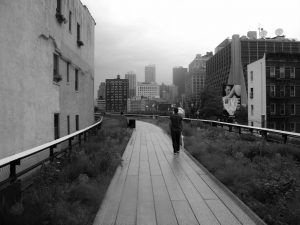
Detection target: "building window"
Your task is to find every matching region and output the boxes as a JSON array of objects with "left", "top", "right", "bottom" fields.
[
  {"left": 67, "top": 62, "right": 70, "bottom": 83},
  {"left": 280, "top": 104, "right": 285, "bottom": 115},
  {"left": 251, "top": 105, "right": 254, "bottom": 116},
  {"left": 290, "top": 123, "right": 295, "bottom": 132},
  {"left": 270, "top": 67, "right": 275, "bottom": 77},
  {"left": 69, "top": 11, "right": 72, "bottom": 32},
  {"left": 67, "top": 115, "right": 70, "bottom": 134},
  {"left": 270, "top": 103, "right": 276, "bottom": 115},
  {"left": 250, "top": 71, "right": 253, "bottom": 81},
  {"left": 75, "top": 69, "right": 78, "bottom": 91},
  {"left": 53, "top": 54, "right": 62, "bottom": 82},
  {"left": 56, "top": 0, "right": 61, "bottom": 13},
  {"left": 280, "top": 86, "right": 285, "bottom": 97},
  {"left": 280, "top": 67, "right": 285, "bottom": 78},
  {"left": 77, "top": 23, "right": 84, "bottom": 47},
  {"left": 280, "top": 123, "right": 286, "bottom": 131},
  {"left": 75, "top": 115, "right": 79, "bottom": 131},
  {"left": 290, "top": 104, "right": 296, "bottom": 115},
  {"left": 54, "top": 113, "right": 60, "bottom": 140},
  {"left": 250, "top": 88, "right": 254, "bottom": 99},
  {"left": 77, "top": 23, "right": 80, "bottom": 41},
  {"left": 270, "top": 85, "right": 275, "bottom": 97},
  {"left": 290, "top": 67, "right": 295, "bottom": 78},
  {"left": 290, "top": 85, "right": 295, "bottom": 96}
]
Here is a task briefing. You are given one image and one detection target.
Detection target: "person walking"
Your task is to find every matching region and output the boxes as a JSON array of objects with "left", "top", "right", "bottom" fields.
[{"left": 169, "top": 107, "right": 183, "bottom": 154}]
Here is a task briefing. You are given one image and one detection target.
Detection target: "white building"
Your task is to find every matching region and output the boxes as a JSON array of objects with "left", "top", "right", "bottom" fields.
[
  {"left": 0, "top": 0, "right": 95, "bottom": 159},
  {"left": 145, "top": 65, "right": 156, "bottom": 83},
  {"left": 247, "top": 57, "right": 267, "bottom": 127},
  {"left": 125, "top": 71, "right": 137, "bottom": 98},
  {"left": 137, "top": 82, "right": 160, "bottom": 99}
]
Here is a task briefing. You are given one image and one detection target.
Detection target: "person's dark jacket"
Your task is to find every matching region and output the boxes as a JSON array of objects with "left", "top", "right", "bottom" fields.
[{"left": 170, "top": 114, "right": 183, "bottom": 132}]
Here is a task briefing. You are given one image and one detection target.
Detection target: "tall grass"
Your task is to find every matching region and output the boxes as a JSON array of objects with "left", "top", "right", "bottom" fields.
[{"left": 1, "top": 116, "right": 132, "bottom": 225}]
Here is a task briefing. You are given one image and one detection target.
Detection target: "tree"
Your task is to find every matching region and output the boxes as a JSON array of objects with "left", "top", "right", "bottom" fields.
[{"left": 198, "top": 87, "right": 223, "bottom": 119}]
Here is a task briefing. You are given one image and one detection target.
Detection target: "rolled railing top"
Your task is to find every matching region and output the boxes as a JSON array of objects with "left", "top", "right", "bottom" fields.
[
  {"left": 0, "top": 117, "right": 103, "bottom": 168},
  {"left": 124, "top": 113, "right": 300, "bottom": 138}
]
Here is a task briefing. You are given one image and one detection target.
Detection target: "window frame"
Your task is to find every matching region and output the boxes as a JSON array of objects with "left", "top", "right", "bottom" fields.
[
  {"left": 290, "top": 67, "right": 295, "bottom": 78},
  {"left": 280, "top": 85, "right": 285, "bottom": 97},
  {"left": 290, "top": 104, "right": 296, "bottom": 115},
  {"left": 69, "top": 11, "right": 72, "bottom": 33},
  {"left": 270, "top": 103, "right": 276, "bottom": 115},
  {"left": 270, "top": 67, "right": 275, "bottom": 77},
  {"left": 270, "top": 84, "right": 276, "bottom": 97},
  {"left": 290, "top": 85, "right": 295, "bottom": 97}
]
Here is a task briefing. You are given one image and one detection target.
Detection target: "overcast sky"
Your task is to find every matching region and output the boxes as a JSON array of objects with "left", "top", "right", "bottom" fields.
[{"left": 80, "top": 0, "right": 300, "bottom": 97}]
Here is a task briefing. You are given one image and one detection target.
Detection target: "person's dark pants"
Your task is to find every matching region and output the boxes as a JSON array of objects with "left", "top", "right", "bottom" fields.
[{"left": 171, "top": 130, "right": 181, "bottom": 153}]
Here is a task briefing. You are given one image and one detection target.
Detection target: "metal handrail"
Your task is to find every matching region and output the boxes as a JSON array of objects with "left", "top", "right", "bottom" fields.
[
  {"left": 0, "top": 117, "right": 103, "bottom": 186},
  {"left": 124, "top": 113, "right": 300, "bottom": 144}
]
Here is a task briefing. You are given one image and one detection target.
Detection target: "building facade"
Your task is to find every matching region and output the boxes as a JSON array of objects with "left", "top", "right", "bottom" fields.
[
  {"left": 247, "top": 53, "right": 300, "bottom": 132},
  {"left": 145, "top": 64, "right": 156, "bottom": 83},
  {"left": 127, "top": 96, "right": 147, "bottom": 112},
  {"left": 105, "top": 75, "right": 129, "bottom": 112},
  {"left": 160, "top": 83, "right": 178, "bottom": 103},
  {"left": 206, "top": 33, "right": 300, "bottom": 106},
  {"left": 185, "top": 53, "right": 212, "bottom": 109},
  {"left": 0, "top": 0, "right": 95, "bottom": 159},
  {"left": 173, "top": 67, "right": 187, "bottom": 98},
  {"left": 97, "top": 82, "right": 106, "bottom": 100},
  {"left": 137, "top": 82, "right": 160, "bottom": 99},
  {"left": 125, "top": 71, "right": 137, "bottom": 98}
]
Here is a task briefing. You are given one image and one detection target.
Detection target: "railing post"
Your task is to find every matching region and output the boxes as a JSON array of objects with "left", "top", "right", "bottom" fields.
[
  {"left": 238, "top": 127, "right": 241, "bottom": 135},
  {"left": 282, "top": 134, "right": 288, "bottom": 144},
  {"left": 228, "top": 125, "right": 232, "bottom": 132},
  {"left": 50, "top": 145, "right": 56, "bottom": 162},
  {"left": 84, "top": 132, "right": 87, "bottom": 142},
  {"left": 261, "top": 130, "right": 268, "bottom": 140},
  {"left": 9, "top": 160, "right": 20, "bottom": 183},
  {"left": 68, "top": 137, "right": 73, "bottom": 157},
  {"left": 78, "top": 134, "right": 81, "bottom": 147}
]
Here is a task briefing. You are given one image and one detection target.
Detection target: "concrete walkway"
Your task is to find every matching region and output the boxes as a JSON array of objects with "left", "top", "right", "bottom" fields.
[{"left": 93, "top": 121, "right": 259, "bottom": 225}]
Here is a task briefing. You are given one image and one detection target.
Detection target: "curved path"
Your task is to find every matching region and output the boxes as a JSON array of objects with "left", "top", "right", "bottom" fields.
[{"left": 93, "top": 121, "right": 261, "bottom": 225}]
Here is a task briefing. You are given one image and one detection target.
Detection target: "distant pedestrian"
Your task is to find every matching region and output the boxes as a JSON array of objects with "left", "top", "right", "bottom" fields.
[{"left": 169, "top": 107, "right": 183, "bottom": 154}]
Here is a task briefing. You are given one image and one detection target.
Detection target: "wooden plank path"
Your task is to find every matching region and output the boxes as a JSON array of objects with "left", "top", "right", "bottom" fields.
[{"left": 93, "top": 121, "right": 259, "bottom": 225}]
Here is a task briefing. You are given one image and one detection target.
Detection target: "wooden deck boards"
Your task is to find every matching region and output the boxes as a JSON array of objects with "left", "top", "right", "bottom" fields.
[{"left": 93, "top": 121, "right": 259, "bottom": 225}]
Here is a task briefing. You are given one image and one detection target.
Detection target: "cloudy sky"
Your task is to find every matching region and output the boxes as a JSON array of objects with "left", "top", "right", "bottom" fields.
[{"left": 80, "top": 0, "right": 300, "bottom": 97}]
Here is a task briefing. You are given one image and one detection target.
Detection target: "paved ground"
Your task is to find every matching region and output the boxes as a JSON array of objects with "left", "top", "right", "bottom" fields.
[{"left": 93, "top": 121, "right": 258, "bottom": 225}]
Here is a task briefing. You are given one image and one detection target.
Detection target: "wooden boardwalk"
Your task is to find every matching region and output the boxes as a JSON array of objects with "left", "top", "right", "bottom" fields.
[{"left": 93, "top": 121, "right": 259, "bottom": 225}]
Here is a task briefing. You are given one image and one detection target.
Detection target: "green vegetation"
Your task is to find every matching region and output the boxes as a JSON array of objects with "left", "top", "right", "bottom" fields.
[
  {"left": 1, "top": 116, "right": 131, "bottom": 225},
  {"left": 144, "top": 118, "right": 300, "bottom": 225}
]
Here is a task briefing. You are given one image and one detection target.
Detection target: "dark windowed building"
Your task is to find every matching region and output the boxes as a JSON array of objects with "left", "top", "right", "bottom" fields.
[
  {"left": 248, "top": 53, "right": 300, "bottom": 132},
  {"left": 173, "top": 67, "right": 187, "bottom": 98},
  {"left": 106, "top": 75, "right": 129, "bottom": 112}
]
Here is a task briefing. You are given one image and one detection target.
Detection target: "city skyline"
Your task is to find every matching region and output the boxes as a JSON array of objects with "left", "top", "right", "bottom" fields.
[{"left": 81, "top": 0, "right": 300, "bottom": 97}]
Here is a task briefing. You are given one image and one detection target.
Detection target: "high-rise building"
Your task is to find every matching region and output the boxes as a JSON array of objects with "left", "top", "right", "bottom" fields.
[
  {"left": 206, "top": 33, "right": 300, "bottom": 106},
  {"left": 160, "top": 83, "right": 178, "bottom": 103},
  {"left": 137, "top": 82, "right": 160, "bottom": 99},
  {"left": 145, "top": 64, "right": 156, "bottom": 83},
  {"left": 173, "top": 67, "right": 187, "bottom": 98},
  {"left": 125, "top": 71, "right": 137, "bottom": 97},
  {"left": 247, "top": 53, "right": 300, "bottom": 132},
  {"left": 97, "top": 82, "right": 106, "bottom": 100},
  {"left": 185, "top": 53, "right": 213, "bottom": 108},
  {"left": 106, "top": 75, "right": 129, "bottom": 112},
  {"left": 0, "top": 0, "right": 95, "bottom": 159}
]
